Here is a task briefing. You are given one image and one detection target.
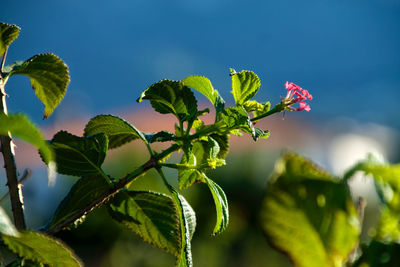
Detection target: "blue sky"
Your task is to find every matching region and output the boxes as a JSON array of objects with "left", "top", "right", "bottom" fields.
[{"left": 2, "top": 0, "right": 400, "bottom": 127}]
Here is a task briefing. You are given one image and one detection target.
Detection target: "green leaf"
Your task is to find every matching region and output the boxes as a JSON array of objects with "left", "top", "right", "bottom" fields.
[
  {"left": 0, "top": 206, "right": 18, "bottom": 237},
  {"left": 182, "top": 75, "right": 225, "bottom": 113},
  {"left": 0, "top": 113, "right": 56, "bottom": 184},
  {"left": 178, "top": 137, "right": 225, "bottom": 190},
  {"left": 46, "top": 175, "right": 112, "bottom": 230},
  {"left": 84, "top": 114, "right": 145, "bottom": 149},
  {"left": 145, "top": 131, "right": 176, "bottom": 143},
  {"left": 2, "top": 231, "right": 82, "bottom": 267},
  {"left": 108, "top": 190, "right": 195, "bottom": 257},
  {"left": 220, "top": 106, "right": 249, "bottom": 128},
  {"left": 108, "top": 190, "right": 196, "bottom": 266},
  {"left": 230, "top": 69, "right": 261, "bottom": 105},
  {"left": 48, "top": 131, "right": 109, "bottom": 180},
  {"left": 0, "top": 23, "right": 20, "bottom": 55},
  {"left": 0, "top": 113, "right": 53, "bottom": 164},
  {"left": 204, "top": 177, "right": 229, "bottom": 235},
  {"left": 170, "top": 190, "right": 195, "bottom": 267},
  {"left": 4, "top": 53, "right": 70, "bottom": 118},
  {"left": 344, "top": 156, "right": 400, "bottom": 212},
  {"left": 260, "top": 153, "right": 360, "bottom": 267},
  {"left": 243, "top": 100, "right": 271, "bottom": 119},
  {"left": 209, "top": 133, "right": 229, "bottom": 159},
  {"left": 354, "top": 240, "right": 400, "bottom": 267},
  {"left": 137, "top": 80, "right": 197, "bottom": 122}
]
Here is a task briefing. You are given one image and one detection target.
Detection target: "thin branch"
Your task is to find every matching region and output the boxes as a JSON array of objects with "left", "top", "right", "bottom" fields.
[
  {"left": 0, "top": 50, "right": 26, "bottom": 230},
  {"left": 348, "top": 197, "right": 367, "bottom": 264}
]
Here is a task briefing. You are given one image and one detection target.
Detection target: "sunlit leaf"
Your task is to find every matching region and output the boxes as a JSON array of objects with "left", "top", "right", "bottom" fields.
[
  {"left": 182, "top": 75, "right": 225, "bottom": 113},
  {"left": 0, "top": 22, "right": 20, "bottom": 55},
  {"left": 48, "top": 131, "right": 109, "bottom": 180},
  {"left": 5, "top": 54, "right": 70, "bottom": 118},
  {"left": 230, "top": 69, "right": 261, "bottom": 105},
  {"left": 84, "top": 114, "right": 145, "bottom": 149},
  {"left": 137, "top": 80, "right": 197, "bottom": 122},
  {"left": 243, "top": 100, "right": 270, "bottom": 119},
  {"left": 46, "top": 175, "right": 112, "bottom": 231},
  {"left": 2, "top": 231, "right": 82, "bottom": 267},
  {"left": 220, "top": 106, "right": 249, "bottom": 128},
  {"left": 260, "top": 153, "right": 360, "bottom": 267},
  {"left": 204, "top": 177, "right": 229, "bottom": 235}
]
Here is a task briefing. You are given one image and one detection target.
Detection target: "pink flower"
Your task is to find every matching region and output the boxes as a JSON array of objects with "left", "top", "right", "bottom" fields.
[
  {"left": 295, "top": 102, "right": 311, "bottom": 112},
  {"left": 283, "top": 82, "right": 312, "bottom": 112}
]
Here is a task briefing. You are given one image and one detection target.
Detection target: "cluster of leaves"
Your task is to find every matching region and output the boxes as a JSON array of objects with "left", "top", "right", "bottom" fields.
[
  {"left": 0, "top": 22, "right": 280, "bottom": 267},
  {"left": 260, "top": 153, "right": 400, "bottom": 267}
]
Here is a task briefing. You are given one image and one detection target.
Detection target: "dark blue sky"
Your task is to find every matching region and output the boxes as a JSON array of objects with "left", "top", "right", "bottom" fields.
[{"left": 2, "top": 0, "right": 400, "bottom": 127}]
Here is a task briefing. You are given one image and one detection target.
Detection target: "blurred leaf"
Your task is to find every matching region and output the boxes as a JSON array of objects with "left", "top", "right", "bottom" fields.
[
  {"left": 4, "top": 54, "right": 69, "bottom": 118},
  {"left": 46, "top": 175, "right": 112, "bottom": 231},
  {"left": 260, "top": 153, "right": 360, "bottom": 267},
  {"left": 49, "top": 131, "right": 109, "bottom": 180},
  {"left": 137, "top": 80, "right": 197, "bottom": 122},
  {"left": 230, "top": 69, "right": 261, "bottom": 105},
  {"left": 0, "top": 113, "right": 53, "bottom": 164},
  {"left": 373, "top": 207, "right": 400, "bottom": 242},
  {"left": 0, "top": 206, "right": 18, "bottom": 237},
  {"left": 145, "top": 130, "right": 176, "bottom": 143},
  {"left": 84, "top": 114, "right": 145, "bottom": 149},
  {"left": 344, "top": 157, "right": 400, "bottom": 212},
  {"left": 355, "top": 240, "right": 400, "bottom": 267},
  {"left": 0, "top": 23, "right": 20, "bottom": 55},
  {"left": 182, "top": 75, "right": 225, "bottom": 113},
  {"left": 7, "top": 258, "right": 43, "bottom": 267},
  {"left": 204, "top": 177, "right": 229, "bottom": 236},
  {"left": 2, "top": 231, "right": 82, "bottom": 267}
]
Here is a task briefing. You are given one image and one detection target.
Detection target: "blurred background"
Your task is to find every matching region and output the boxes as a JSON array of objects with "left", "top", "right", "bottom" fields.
[{"left": 1, "top": 0, "right": 400, "bottom": 266}]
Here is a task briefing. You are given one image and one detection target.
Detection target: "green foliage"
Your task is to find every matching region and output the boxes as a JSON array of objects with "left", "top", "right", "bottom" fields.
[
  {"left": 0, "top": 22, "right": 20, "bottom": 55},
  {"left": 137, "top": 80, "right": 198, "bottom": 122},
  {"left": 3, "top": 53, "right": 70, "bottom": 118},
  {"left": 260, "top": 153, "right": 360, "bottom": 267},
  {"left": 49, "top": 131, "right": 109, "bottom": 180},
  {"left": 355, "top": 241, "right": 400, "bottom": 267},
  {"left": 204, "top": 177, "right": 229, "bottom": 236},
  {"left": 0, "top": 113, "right": 53, "bottom": 164},
  {"left": 46, "top": 175, "right": 112, "bottom": 230},
  {"left": 108, "top": 190, "right": 196, "bottom": 257},
  {"left": 84, "top": 114, "right": 145, "bottom": 149},
  {"left": 182, "top": 75, "right": 225, "bottom": 114},
  {"left": 2, "top": 231, "right": 82, "bottom": 267},
  {"left": 230, "top": 69, "right": 261, "bottom": 105}
]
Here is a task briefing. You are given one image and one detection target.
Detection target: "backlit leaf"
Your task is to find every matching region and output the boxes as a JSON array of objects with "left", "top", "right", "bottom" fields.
[
  {"left": 137, "top": 80, "right": 197, "bottom": 122},
  {"left": 231, "top": 69, "right": 261, "bottom": 105},
  {"left": 5, "top": 54, "right": 70, "bottom": 118},
  {"left": 2, "top": 231, "right": 82, "bottom": 267},
  {"left": 145, "top": 130, "right": 176, "bottom": 143},
  {"left": 84, "top": 114, "right": 145, "bottom": 149},
  {"left": 0, "top": 22, "right": 20, "bottom": 55},
  {"left": 182, "top": 75, "right": 225, "bottom": 113},
  {"left": 260, "top": 153, "right": 360, "bottom": 267},
  {"left": 204, "top": 177, "right": 229, "bottom": 235},
  {"left": 49, "top": 131, "right": 109, "bottom": 180}
]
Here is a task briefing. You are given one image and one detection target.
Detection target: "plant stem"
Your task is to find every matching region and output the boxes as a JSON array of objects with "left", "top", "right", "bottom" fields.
[
  {"left": 45, "top": 144, "right": 180, "bottom": 235},
  {"left": 250, "top": 103, "right": 285, "bottom": 122},
  {"left": 0, "top": 49, "right": 26, "bottom": 230}
]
